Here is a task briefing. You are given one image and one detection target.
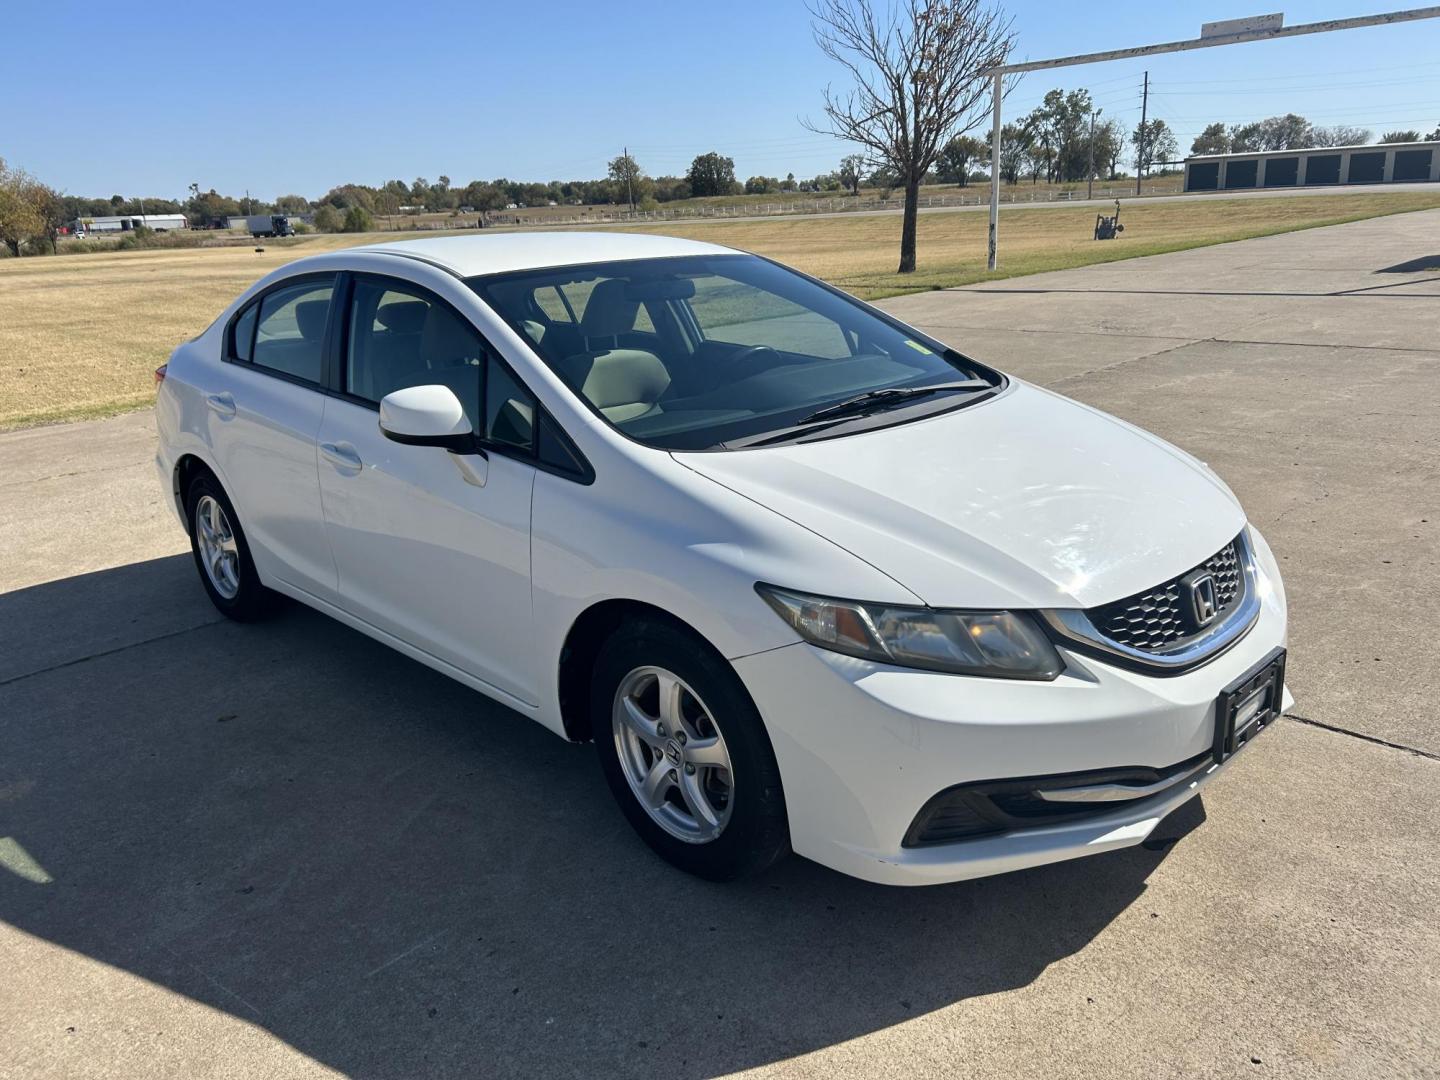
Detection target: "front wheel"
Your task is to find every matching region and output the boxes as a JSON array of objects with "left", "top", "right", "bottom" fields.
[{"left": 592, "top": 620, "right": 790, "bottom": 881}]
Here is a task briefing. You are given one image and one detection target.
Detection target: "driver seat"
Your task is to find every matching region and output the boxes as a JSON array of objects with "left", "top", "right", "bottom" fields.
[{"left": 557, "top": 280, "right": 670, "bottom": 422}]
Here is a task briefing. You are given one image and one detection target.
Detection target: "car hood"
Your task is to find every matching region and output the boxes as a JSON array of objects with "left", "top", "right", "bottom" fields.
[{"left": 672, "top": 380, "right": 1245, "bottom": 610}]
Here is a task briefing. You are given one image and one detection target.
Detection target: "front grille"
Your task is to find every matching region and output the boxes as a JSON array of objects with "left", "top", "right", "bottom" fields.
[{"left": 1085, "top": 538, "right": 1244, "bottom": 653}]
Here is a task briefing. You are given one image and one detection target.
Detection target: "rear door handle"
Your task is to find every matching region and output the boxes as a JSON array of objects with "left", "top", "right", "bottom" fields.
[
  {"left": 205, "top": 392, "right": 236, "bottom": 418},
  {"left": 319, "top": 441, "right": 363, "bottom": 470}
]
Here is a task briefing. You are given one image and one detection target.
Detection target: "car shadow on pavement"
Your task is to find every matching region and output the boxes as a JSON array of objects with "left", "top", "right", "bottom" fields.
[{"left": 0, "top": 556, "right": 1204, "bottom": 1079}]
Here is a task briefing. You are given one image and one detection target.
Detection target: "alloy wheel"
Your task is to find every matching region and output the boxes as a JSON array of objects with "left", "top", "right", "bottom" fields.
[
  {"left": 611, "top": 665, "right": 735, "bottom": 843},
  {"left": 195, "top": 494, "right": 241, "bottom": 600}
]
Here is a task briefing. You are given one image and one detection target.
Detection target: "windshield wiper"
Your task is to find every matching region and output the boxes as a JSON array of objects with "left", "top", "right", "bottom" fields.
[
  {"left": 795, "top": 379, "right": 993, "bottom": 425},
  {"left": 712, "top": 378, "right": 995, "bottom": 450}
]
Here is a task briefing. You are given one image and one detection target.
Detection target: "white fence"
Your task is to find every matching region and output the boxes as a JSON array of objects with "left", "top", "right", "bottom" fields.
[{"left": 388, "top": 184, "right": 1179, "bottom": 232}]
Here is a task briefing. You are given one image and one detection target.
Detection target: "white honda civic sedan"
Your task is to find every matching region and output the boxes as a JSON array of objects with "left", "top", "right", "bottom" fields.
[{"left": 155, "top": 232, "right": 1291, "bottom": 885}]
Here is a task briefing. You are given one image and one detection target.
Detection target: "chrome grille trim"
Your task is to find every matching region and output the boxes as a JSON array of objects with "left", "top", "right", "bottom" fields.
[
  {"left": 1040, "top": 531, "right": 1261, "bottom": 674},
  {"left": 1091, "top": 541, "right": 1242, "bottom": 650}
]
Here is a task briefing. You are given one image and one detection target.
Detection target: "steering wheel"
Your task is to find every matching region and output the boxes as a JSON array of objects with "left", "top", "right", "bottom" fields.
[{"left": 727, "top": 344, "right": 782, "bottom": 377}]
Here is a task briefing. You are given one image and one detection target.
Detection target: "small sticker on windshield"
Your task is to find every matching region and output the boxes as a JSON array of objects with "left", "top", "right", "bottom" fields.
[{"left": 904, "top": 340, "right": 933, "bottom": 354}]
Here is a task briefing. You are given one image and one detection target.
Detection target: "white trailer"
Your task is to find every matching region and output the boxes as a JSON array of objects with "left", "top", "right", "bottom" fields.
[{"left": 73, "top": 213, "right": 189, "bottom": 236}]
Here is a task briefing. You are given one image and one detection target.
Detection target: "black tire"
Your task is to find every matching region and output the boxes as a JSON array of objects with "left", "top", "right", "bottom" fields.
[
  {"left": 185, "top": 472, "right": 280, "bottom": 621},
  {"left": 592, "top": 618, "right": 790, "bottom": 881}
]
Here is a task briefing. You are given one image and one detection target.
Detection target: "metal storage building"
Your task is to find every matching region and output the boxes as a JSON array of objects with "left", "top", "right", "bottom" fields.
[{"left": 1184, "top": 141, "right": 1440, "bottom": 192}]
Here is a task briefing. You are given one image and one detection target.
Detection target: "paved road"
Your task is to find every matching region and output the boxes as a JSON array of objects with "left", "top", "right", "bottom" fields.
[
  {"left": 1, "top": 212, "right": 1437, "bottom": 1079},
  {"left": 578, "top": 180, "right": 1440, "bottom": 231}
]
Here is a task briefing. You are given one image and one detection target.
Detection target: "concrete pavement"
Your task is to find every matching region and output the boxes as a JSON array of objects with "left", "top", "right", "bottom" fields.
[{"left": 1, "top": 210, "right": 1437, "bottom": 1079}]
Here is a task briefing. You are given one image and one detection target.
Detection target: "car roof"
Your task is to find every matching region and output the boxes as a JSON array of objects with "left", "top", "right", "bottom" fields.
[{"left": 352, "top": 231, "right": 737, "bottom": 278}]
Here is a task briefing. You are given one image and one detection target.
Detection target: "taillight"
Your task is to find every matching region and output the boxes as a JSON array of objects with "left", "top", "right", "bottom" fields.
[{"left": 154, "top": 364, "right": 168, "bottom": 387}]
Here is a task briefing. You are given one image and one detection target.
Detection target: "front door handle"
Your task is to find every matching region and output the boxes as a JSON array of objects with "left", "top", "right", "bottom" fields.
[
  {"left": 205, "top": 392, "right": 236, "bottom": 418},
  {"left": 319, "top": 441, "right": 363, "bottom": 470}
]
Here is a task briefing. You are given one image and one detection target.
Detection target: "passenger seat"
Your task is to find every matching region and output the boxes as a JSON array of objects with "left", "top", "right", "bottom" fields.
[{"left": 558, "top": 280, "right": 670, "bottom": 422}]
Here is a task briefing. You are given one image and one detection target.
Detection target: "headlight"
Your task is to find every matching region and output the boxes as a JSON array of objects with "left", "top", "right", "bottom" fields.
[{"left": 755, "top": 585, "right": 1063, "bottom": 680}]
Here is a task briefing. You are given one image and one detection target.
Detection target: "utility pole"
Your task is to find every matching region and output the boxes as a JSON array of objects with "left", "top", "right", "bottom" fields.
[
  {"left": 1135, "top": 71, "right": 1149, "bottom": 197},
  {"left": 624, "top": 145, "right": 635, "bottom": 214},
  {"left": 1087, "top": 109, "right": 1099, "bottom": 200}
]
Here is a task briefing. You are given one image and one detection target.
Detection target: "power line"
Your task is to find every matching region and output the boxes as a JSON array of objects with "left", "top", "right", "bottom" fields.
[
  {"left": 1157, "top": 57, "right": 1440, "bottom": 86},
  {"left": 1157, "top": 73, "right": 1440, "bottom": 95}
]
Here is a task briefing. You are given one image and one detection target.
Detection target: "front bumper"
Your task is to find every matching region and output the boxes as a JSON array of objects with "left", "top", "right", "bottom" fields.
[{"left": 732, "top": 529, "right": 1290, "bottom": 886}]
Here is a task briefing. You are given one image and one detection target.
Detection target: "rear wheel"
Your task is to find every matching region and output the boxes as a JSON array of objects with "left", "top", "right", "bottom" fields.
[
  {"left": 185, "top": 473, "right": 279, "bottom": 621},
  {"left": 593, "top": 619, "right": 789, "bottom": 880}
]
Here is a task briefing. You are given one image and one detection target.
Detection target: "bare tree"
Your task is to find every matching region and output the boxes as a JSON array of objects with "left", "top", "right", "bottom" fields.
[
  {"left": 1311, "top": 125, "right": 1371, "bottom": 148},
  {"left": 806, "top": 0, "right": 1014, "bottom": 273}
]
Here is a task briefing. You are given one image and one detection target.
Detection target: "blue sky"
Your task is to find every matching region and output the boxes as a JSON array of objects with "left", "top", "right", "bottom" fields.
[{"left": 5, "top": 0, "right": 1439, "bottom": 200}]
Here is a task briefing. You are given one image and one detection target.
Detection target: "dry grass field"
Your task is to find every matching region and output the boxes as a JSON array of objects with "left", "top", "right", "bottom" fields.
[{"left": 2, "top": 190, "right": 1437, "bottom": 429}]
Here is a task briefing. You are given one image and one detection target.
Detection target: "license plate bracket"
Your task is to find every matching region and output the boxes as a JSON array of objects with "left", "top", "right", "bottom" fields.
[{"left": 1213, "top": 646, "right": 1286, "bottom": 764}]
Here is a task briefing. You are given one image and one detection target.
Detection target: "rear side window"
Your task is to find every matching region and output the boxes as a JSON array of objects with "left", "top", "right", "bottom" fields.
[
  {"left": 251, "top": 279, "right": 334, "bottom": 383},
  {"left": 231, "top": 304, "right": 258, "bottom": 363},
  {"left": 532, "top": 286, "right": 575, "bottom": 324}
]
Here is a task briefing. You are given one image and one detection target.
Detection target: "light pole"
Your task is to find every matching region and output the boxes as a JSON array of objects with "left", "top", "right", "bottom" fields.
[{"left": 1087, "top": 109, "right": 1100, "bottom": 201}]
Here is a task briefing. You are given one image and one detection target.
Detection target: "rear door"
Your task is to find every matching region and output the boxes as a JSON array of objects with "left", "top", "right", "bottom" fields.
[
  {"left": 207, "top": 274, "right": 338, "bottom": 601},
  {"left": 314, "top": 273, "right": 540, "bottom": 705}
]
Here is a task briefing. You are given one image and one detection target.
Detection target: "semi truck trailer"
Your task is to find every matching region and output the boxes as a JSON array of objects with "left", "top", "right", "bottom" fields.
[{"left": 245, "top": 214, "right": 295, "bottom": 238}]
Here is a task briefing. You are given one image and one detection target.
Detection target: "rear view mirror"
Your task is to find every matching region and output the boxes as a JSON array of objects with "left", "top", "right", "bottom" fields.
[{"left": 379, "top": 385, "right": 476, "bottom": 453}]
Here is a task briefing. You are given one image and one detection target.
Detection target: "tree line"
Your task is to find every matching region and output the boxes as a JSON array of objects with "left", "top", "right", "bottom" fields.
[
  {"left": 899, "top": 89, "right": 1182, "bottom": 190},
  {"left": 0, "top": 140, "right": 1015, "bottom": 256},
  {"left": 1189, "top": 114, "right": 1440, "bottom": 155},
  {"left": 1, "top": 147, "right": 917, "bottom": 255}
]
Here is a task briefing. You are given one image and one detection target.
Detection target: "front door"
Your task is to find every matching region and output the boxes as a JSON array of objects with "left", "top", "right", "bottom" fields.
[{"left": 315, "top": 274, "right": 538, "bottom": 705}]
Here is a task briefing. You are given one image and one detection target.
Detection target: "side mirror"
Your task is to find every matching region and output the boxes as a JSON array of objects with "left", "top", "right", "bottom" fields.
[{"left": 379, "top": 385, "right": 477, "bottom": 453}]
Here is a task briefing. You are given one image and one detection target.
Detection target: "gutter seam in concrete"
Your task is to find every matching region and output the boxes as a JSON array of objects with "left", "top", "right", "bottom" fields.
[
  {"left": 1283, "top": 712, "right": 1440, "bottom": 762},
  {"left": 0, "top": 619, "right": 225, "bottom": 688}
]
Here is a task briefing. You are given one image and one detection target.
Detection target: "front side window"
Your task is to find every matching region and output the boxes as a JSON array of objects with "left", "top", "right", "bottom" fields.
[
  {"left": 343, "top": 277, "right": 588, "bottom": 479},
  {"left": 345, "top": 278, "right": 482, "bottom": 430},
  {"left": 251, "top": 279, "right": 334, "bottom": 383},
  {"left": 483, "top": 355, "right": 535, "bottom": 450},
  {"left": 471, "top": 255, "right": 1000, "bottom": 451}
]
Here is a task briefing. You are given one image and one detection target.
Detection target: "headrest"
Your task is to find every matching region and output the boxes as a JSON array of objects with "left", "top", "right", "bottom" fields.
[
  {"left": 375, "top": 300, "right": 430, "bottom": 334},
  {"left": 419, "top": 305, "right": 479, "bottom": 365},
  {"left": 570, "top": 348, "right": 669, "bottom": 409},
  {"left": 579, "top": 279, "right": 640, "bottom": 339},
  {"left": 295, "top": 300, "right": 329, "bottom": 342}
]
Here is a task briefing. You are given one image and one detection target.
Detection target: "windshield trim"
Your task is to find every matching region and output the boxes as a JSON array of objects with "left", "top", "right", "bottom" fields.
[{"left": 467, "top": 253, "right": 1007, "bottom": 453}]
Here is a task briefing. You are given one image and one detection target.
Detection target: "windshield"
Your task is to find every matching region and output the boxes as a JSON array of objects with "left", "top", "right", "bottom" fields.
[{"left": 470, "top": 253, "right": 1001, "bottom": 451}]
